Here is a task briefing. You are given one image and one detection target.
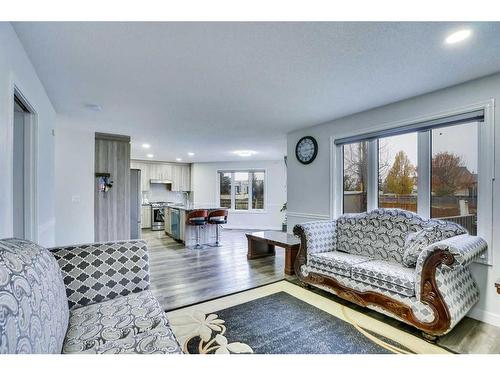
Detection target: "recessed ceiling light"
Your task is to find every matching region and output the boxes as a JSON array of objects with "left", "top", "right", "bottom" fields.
[
  {"left": 233, "top": 150, "right": 257, "bottom": 157},
  {"left": 188, "top": 152, "right": 195, "bottom": 157},
  {"left": 146, "top": 154, "right": 154, "bottom": 158},
  {"left": 445, "top": 29, "right": 472, "bottom": 45},
  {"left": 142, "top": 143, "right": 151, "bottom": 149},
  {"left": 84, "top": 103, "right": 102, "bottom": 111},
  {"left": 176, "top": 158, "right": 182, "bottom": 162}
]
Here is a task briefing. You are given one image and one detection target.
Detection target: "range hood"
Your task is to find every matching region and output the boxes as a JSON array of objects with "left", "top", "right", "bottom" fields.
[{"left": 150, "top": 179, "right": 173, "bottom": 185}]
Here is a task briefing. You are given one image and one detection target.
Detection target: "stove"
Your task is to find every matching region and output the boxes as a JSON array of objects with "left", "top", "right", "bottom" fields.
[{"left": 150, "top": 202, "right": 173, "bottom": 230}]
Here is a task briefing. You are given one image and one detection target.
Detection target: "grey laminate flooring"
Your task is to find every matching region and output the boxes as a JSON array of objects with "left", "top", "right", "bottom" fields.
[{"left": 143, "top": 228, "right": 285, "bottom": 311}]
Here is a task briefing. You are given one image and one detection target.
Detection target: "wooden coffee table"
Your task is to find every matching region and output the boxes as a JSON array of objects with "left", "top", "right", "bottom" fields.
[{"left": 246, "top": 231, "right": 301, "bottom": 276}]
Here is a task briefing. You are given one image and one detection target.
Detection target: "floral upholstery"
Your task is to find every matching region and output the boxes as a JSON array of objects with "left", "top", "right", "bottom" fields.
[
  {"left": 63, "top": 290, "right": 181, "bottom": 354},
  {"left": 294, "top": 208, "right": 487, "bottom": 335},
  {"left": 50, "top": 240, "right": 150, "bottom": 310},
  {"left": 308, "top": 251, "right": 371, "bottom": 277},
  {"left": 336, "top": 209, "right": 466, "bottom": 265},
  {"left": 402, "top": 224, "right": 467, "bottom": 267},
  {"left": 351, "top": 260, "right": 415, "bottom": 297},
  {"left": 0, "top": 238, "right": 69, "bottom": 354}
]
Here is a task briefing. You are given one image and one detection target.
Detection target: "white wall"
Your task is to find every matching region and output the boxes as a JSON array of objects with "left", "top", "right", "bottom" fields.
[
  {"left": 287, "top": 72, "right": 500, "bottom": 327},
  {"left": 147, "top": 184, "right": 184, "bottom": 204},
  {"left": 191, "top": 160, "right": 286, "bottom": 230},
  {"left": 0, "top": 23, "right": 56, "bottom": 246},
  {"left": 54, "top": 117, "right": 95, "bottom": 246}
]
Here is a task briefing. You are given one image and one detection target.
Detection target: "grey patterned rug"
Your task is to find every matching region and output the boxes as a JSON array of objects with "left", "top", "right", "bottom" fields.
[{"left": 183, "top": 292, "right": 414, "bottom": 354}]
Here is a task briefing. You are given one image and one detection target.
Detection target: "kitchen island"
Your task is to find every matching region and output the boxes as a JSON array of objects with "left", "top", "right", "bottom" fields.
[{"left": 164, "top": 205, "right": 226, "bottom": 247}]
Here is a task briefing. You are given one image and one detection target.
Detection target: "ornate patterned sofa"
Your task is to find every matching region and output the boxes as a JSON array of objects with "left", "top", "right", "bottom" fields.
[
  {"left": 293, "top": 209, "right": 487, "bottom": 340},
  {"left": 0, "top": 238, "right": 182, "bottom": 354}
]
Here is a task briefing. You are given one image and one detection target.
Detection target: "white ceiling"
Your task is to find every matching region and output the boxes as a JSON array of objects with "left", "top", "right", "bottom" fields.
[{"left": 12, "top": 22, "right": 500, "bottom": 162}]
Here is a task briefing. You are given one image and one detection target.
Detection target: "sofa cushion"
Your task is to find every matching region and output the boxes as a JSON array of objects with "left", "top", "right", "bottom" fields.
[
  {"left": 51, "top": 240, "right": 150, "bottom": 310},
  {"left": 402, "top": 223, "right": 468, "bottom": 267},
  {"left": 308, "top": 251, "right": 371, "bottom": 277},
  {"left": 62, "top": 290, "right": 181, "bottom": 354},
  {"left": 351, "top": 259, "right": 416, "bottom": 297},
  {"left": 0, "top": 238, "right": 69, "bottom": 354}
]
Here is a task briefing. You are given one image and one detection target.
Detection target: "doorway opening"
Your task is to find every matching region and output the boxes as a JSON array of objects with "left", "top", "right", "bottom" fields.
[{"left": 13, "top": 91, "right": 37, "bottom": 241}]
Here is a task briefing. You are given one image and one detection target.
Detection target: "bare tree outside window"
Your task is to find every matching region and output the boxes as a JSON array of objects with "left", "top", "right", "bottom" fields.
[
  {"left": 219, "top": 172, "right": 232, "bottom": 208},
  {"left": 431, "top": 123, "right": 478, "bottom": 234},
  {"left": 343, "top": 141, "right": 368, "bottom": 213},
  {"left": 251, "top": 172, "right": 265, "bottom": 209}
]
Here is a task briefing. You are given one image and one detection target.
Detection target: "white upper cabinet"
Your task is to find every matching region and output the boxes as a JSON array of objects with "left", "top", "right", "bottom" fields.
[{"left": 131, "top": 160, "right": 190, "bottom": 192}]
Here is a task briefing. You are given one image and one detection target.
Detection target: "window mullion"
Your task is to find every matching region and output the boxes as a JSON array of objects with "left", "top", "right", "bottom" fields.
[
  {"left": 248, "top": 172, "right": 253, "bottom": 211},
  {"left": 417, "top": 131, "right": 431, "bottom": 217},
  {"left": 367, "top": 139, "right": 378, "bottom": 211},
  {"left": 231, "top": 172, "right": 235, "bottom": 210}
]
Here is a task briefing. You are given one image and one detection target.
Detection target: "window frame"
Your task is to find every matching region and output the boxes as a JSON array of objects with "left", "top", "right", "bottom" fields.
[
  {"left": 330, "top": 100, "right": 495, "bottom": 265},
  {"left": 217, "top": 169, "right": 267, "bottom": 213}
]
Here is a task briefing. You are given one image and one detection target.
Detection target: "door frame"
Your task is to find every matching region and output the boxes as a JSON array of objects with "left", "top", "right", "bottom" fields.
[{"left": 13, "top": 86, "right": 38, "bottom": 242}]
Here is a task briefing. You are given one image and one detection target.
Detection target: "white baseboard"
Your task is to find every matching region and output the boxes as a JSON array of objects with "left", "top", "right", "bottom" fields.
[
  {"left": 287, "top": 211, "right": 330, "bottom": 220},
  {"left": 467, "top": 307, "right": 500, "bottom": 327}
]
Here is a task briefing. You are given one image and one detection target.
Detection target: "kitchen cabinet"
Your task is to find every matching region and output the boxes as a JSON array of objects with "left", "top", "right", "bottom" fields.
[
  {"left": 171, "top": 164, "right": 191, "bottom": 191},
  {"left": 179, "top": 210, "right": 186, "bottom": 241},
  {"left": 164, "top": 207, "right": 171, "bottom": 235},
  {"left": 159, "top": 164, "right": 172, "bottom": 181},
  {"left": 131, "top": 160, "right": 191, "bottom": 192},
  {"left": 141, "top": 205, "right": 151, "bottom": 229}
]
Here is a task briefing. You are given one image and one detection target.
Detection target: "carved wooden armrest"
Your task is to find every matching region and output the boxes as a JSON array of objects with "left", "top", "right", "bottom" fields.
[{"left": 417, "top": 234, "right": 487, "bottom": 271}]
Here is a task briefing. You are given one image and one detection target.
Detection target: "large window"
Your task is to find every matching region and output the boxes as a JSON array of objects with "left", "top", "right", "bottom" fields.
[
  {"left": 336, "top": 108, "right": 493, "bottom": 263},
  {"left": 219, "top": 172, "right": 232, "bottom": 209},
  {"left": 218, "top": 170, "right": 265, "bottom": 211},
  {"left": 378, "top": 133, "right": 418, "bottom": 212},
  {"left": 343, "top": 141, "right": 368, "bottom": 213},
  {"left": 251, "top": 172, "right": 265, "bottom": 209},
  {"left": 431, "top": 123, "right": 478, "bottom": 234}
]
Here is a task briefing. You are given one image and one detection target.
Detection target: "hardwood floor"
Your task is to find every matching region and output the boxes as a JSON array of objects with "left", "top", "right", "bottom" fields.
[
  {"left": 143, "top": 228, "right": 500, "bottom": 353},
  {"left": 143, "top": 228, "right": 285, "bottom": 311}
]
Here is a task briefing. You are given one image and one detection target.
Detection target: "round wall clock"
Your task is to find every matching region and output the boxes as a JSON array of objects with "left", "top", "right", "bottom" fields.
[{"left": 295, "top": 136, "right": 318, "bottom": 165}]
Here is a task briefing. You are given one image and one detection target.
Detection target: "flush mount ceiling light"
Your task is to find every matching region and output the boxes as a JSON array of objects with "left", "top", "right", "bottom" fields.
[
  {"left": 146, "top": 154, "right": 154, "bottom": 158},
  {"left": 142, "top": 143, "right": 151, "bottom": 149},
  {"left": 233, "top": 150, "right": 257, "bottom": 157},
  {"left": 176, "top": 158, "right": 182, "bottom": 162},
  {"left": 188, "top": 152, "right": 195, "bottom": 157},
  {"left": 445, "top": 29, "right": 472, "bottom": 44},
  {"left": 84, "top": 103, "right": 102, "bottom": 111}
]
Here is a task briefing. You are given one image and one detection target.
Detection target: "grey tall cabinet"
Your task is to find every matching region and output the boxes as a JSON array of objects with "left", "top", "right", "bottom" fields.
[{"left": 94, "top": 133, "right": 131, "bottom": 242}]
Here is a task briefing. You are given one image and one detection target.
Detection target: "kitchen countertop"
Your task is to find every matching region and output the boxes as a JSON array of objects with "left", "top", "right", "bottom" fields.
[{"left": 166, "top": 205, "right": 225, "bottom": 211}]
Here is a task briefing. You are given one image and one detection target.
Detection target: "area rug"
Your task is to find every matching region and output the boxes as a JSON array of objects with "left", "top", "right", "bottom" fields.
[
  {"left": 167, "top": 280, "right": 450, "bottom": 354},
  {"left": 172, "top": 291, "right": 415, "bottom": 354}
]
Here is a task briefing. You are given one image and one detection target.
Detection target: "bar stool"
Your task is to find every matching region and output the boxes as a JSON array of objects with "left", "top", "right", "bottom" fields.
[
  {"left": 186, "top": 209, "right": 208, "bottom": 249},
  {"left": 207, "top": 209, "right": 228, "bottom": 247}
]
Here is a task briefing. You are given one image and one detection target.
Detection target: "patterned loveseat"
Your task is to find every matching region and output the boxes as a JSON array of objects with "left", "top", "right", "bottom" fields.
[
  {"left": 0, "top": 238, "right": 182, "bottom": 354},
  {"left": 293, "top": 209, "right": 487, "bottom": 340}
]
